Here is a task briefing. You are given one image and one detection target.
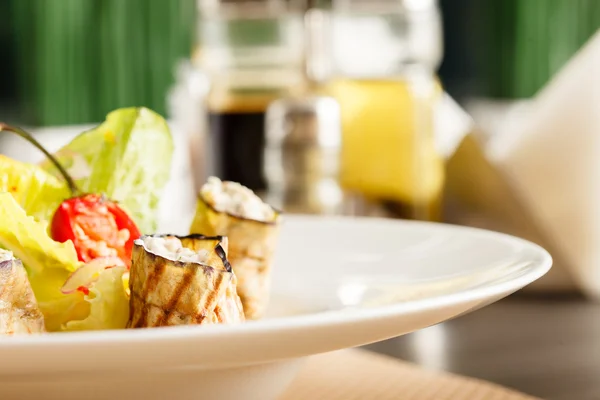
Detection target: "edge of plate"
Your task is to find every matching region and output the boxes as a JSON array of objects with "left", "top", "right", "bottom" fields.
[{"left": 0, "top": 216, "right": 553, "bottom": 346}]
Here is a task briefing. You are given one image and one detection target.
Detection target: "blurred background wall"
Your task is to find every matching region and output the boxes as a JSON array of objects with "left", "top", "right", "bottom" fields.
[
  {"left": 0, "top": 0, "right": 599, "bottom": 126},
  {"left": 1, "top": 0, "right": 196, "bottom": 125},
  {"left": 439, "top": 0, "right": 600, "bottom": 100}
]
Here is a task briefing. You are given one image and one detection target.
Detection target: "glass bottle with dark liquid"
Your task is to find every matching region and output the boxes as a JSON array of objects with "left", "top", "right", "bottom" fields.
[
  {"left": 196, "top": 0, "right": 307, "bottom": 193},
  {"left": 207, "top": 91, "right": 284, "bottom": 192}
]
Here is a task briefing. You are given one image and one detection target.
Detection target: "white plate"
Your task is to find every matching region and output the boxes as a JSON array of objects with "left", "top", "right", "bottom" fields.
[{"left": 0, "top": 215, "right": 552, "bottom": 400}]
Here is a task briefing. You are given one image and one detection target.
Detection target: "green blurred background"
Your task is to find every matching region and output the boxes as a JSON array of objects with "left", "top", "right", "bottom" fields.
[
  {"left": 2, "top": 0, "right": 196, "bottom": 125},
  {"left": 0, "top": 0, "right": 598, "bottom": 126},
  {"left": 439, "top": 0, "right": 600, "bottom": 99}
]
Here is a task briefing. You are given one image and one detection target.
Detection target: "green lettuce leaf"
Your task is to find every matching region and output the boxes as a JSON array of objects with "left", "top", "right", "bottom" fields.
[
  {"left": 64, "top": 266, "right": 129, "bottom": 331},
  {"left": 40, "top": 107, "right": 174, "bottom": 233},
  {"left": 0, "top": 155, "right": 69, "bottom": 222},
  {"left": 0, "top": 193, "right": 86, "bottom": 331}
]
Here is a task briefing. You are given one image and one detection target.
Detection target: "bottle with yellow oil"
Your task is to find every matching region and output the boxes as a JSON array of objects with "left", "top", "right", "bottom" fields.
[{"left": 321, "top": 0, "right": 445, "bottom": 221}]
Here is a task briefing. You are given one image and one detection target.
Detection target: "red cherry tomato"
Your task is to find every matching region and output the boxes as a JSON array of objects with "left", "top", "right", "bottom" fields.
[{"left": 51, "top": 194, "right": 140, "bottom": 268}]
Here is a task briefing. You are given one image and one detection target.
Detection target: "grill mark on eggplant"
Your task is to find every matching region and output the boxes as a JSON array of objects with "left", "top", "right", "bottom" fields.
[
  {"left": 127, "top": 281, "right": 145, "bottom": 329},
  {"left": 211, "top": 272, "right": 225, "bottom": 306},
  {"left": 136, "top": 259, "right": 166, "bottom": 328},
  {"left": 126, "top": 297, "right": 135, "bottom": 328},
  {"left": 155, "top": 266, "right": 196, "bottom": 327},
  {"left": 214, "top": 304, "right": 225, "bottom": 323},
  {"left": 193, "top": 271, "right": 223, "bottom": 324},
  {"left": 130, "top": 292, "right": 202, "bottom": 325},
  {"left": 144, "top": 258, "right": 166, "bottom": 296},
  {"left": 128, "top": 292, "right": 148, "bottom": 328},
  {"left": 128, "top": 234, "right": 245, "bottom": 327},
  {"left": 194, "top": 310, "right": 207, "bottom": 324}
]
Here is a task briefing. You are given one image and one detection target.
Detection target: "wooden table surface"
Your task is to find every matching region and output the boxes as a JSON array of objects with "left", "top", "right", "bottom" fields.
[{"left": 364, "top": 294, "right": 600, "bottom": 400}]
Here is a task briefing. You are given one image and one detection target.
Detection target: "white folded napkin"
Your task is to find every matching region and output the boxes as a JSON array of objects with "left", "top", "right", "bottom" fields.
[{"left": 487, "top": 30, "right": 600, "bottom": 299}]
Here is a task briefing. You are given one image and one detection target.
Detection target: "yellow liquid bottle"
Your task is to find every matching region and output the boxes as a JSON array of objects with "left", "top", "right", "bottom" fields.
[{"left": 327, "top": 78, "right": 445, "bottom": 221}]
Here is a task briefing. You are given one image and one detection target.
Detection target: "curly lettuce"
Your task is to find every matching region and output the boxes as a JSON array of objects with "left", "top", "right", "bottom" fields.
[
  {"left": 0, "top": 193, "right": 129, "bottom": 331},
  {"left": 63, "top": 266, "right": 129, "bottom": 331},
  {"left": 0, "top": 155, "right": 69, "bottom": 222},
  {"left": 40, "top": 107, "right": 174, "bottom": 233},
  {"left": 0, "top": 193, "right": 85, "bottom": 331}
]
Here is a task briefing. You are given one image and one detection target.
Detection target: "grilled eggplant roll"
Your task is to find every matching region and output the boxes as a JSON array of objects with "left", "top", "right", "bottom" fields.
[
  {"left": 189, "top": 177, "right": 281, "bottom": 320},
  {"left": 0, "top": 250, "right": 46, "bottom": 335},
  {"left": 127, "top": 234, "right": 245, "bottom": 328}
]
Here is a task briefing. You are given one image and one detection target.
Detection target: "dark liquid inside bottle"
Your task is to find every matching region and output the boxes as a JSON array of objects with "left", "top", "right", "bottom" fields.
[{"left": 207, "top": 110, "right": 267, "bottom": 192}]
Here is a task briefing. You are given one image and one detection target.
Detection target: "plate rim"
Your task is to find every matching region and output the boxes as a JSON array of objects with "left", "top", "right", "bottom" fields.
[{"left": 0, "top": 215, "right": 552, "bottom": 347}]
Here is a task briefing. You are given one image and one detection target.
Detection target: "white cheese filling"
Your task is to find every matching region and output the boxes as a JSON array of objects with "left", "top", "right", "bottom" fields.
[
  {"left": 201, "top": 176, "right": 275, "bottom": 222},
  {"left": 0, "top": 249, "right": 14, "bottom": 263},
  {"left": 138, "top": 236, "right": 210, "bottom": 264}
]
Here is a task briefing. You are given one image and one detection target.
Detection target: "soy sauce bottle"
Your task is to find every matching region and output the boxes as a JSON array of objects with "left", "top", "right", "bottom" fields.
[
  {"left": 196, "top": 0, "right": 307, "bottom": 192},
  {"left": 206, "top": 86, "right": 291, "bottom": 192}
]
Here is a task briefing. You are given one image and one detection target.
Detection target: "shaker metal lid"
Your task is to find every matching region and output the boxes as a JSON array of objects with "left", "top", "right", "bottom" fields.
[
  {"left": 333, "top": 0, "right": 438, "bottom": 12},
  {"left": 265, "top": 95, "right": 341, "bottom": 149}
]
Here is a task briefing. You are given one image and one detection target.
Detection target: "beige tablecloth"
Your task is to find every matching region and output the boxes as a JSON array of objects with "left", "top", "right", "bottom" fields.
[{"left": 282, "top": 349, "right": 539, "bottom": 400}]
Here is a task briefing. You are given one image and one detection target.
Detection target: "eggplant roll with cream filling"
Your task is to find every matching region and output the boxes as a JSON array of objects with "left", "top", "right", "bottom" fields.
[
  {"left": 127, "top": 234, "right": 245, "bottom": 328},
  {"left": 0, "top": 249, "right": 46, "bottom": 335},
  {"left": 189, "top": 177, "right": 281, "bottom": 320}
]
